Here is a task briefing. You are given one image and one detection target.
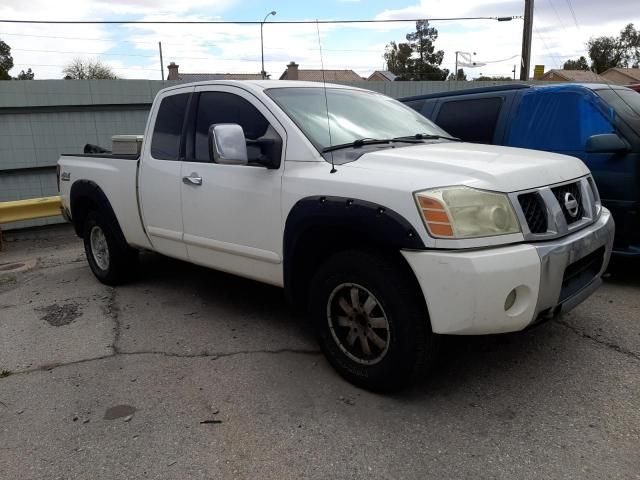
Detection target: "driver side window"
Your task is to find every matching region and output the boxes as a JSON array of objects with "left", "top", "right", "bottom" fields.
[{"left": 194, "top": 91, "right": 276, "bottom": 163}]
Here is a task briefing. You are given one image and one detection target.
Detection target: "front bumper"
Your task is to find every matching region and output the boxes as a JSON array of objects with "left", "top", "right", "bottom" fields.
[{"left": 402, "top": 208, "right": 614, "bottom": 335}]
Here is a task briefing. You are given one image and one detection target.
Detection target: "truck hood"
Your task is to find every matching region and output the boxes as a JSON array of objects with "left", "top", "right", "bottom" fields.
[{"left": 346, "top": 142, "right": 590, "bottom": 192}]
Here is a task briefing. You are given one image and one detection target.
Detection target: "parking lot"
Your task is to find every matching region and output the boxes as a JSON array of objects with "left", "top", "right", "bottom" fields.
[{"left": 0, "top": 224, "right": 639, "bottom": 479}]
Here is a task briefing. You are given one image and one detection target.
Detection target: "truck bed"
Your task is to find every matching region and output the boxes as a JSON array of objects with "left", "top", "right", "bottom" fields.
[{"left": 57, "top": 154, "right": 151, "bottom": 250}]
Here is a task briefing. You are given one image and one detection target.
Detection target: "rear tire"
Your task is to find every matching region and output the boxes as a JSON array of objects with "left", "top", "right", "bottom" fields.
[
  {"left": 309, "top": 249, "right": 439, "bottom": 392},
  {"left": 83, "top": 211, "right": 138, "bottom": 286}
]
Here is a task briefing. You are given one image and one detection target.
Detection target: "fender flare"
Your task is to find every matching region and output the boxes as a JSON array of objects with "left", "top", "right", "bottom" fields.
[
  {"left": 69, "top": 180, "right": 129, "bottom": 249},
  {"left": 283, "top": 195, "right": 425, "bottom": 304}
]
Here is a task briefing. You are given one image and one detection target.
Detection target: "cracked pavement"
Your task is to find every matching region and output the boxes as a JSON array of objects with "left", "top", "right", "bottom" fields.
[{"left": 1, "top": 225, "right": 639, "bottom": 479}]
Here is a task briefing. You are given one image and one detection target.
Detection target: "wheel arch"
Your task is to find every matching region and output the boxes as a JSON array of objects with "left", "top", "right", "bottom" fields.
[
  {"left": 69, "top": 180, "right": 128, "bottom": 249},
  {"left": 283, "top": 196, "right": 426, "bottom": 308}
]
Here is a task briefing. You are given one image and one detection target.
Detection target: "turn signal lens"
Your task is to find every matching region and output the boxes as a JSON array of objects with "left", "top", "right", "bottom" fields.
[
  {"left": 416, "top": 196, "right": 454, "bottom": 237},
  {"left": 415, "top": 186, "right": 521, "bottom": 239}
]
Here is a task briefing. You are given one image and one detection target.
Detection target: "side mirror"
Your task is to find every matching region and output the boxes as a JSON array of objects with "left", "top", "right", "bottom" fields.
[
  {"left": 246, "top": 125, "right": 283, "bottom": 169},
  {"left": 585, "top": 133, "right": 629, "bottom": 154},
  {"left": 208, "top": 124, "right": 248, "bottom": 165}
]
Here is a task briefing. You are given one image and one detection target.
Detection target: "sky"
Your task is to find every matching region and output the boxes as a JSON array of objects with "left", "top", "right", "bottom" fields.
[{"left": 0, "top": 0, "right": 637, "bottom": 80}]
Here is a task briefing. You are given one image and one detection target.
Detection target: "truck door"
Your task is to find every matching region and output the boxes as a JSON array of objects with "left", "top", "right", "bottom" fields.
[
  {"left": 138, "top": 87, "right": 193, "bottom": 260},
  {"left": 179, "top": 86, "right": 286, "bottom": 286}
]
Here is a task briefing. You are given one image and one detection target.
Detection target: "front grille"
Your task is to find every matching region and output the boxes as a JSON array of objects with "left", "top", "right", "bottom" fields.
[
  {"left": 518, "top": 192, "right": 548, "bottom": 233},
  {"left": 559, "top": 247, "right": 604, "bottom": 302},
  {"left": 552, "top": 182, "right": 584, "bottom": 225}
]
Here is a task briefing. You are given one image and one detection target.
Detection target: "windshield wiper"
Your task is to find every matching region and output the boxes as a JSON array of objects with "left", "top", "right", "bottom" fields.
[
  {"left": 321, "top": 137, "right": 425, "bottom": 153},
  {"left": 392, "top": 133, "right": 461, "bottom": 142}
]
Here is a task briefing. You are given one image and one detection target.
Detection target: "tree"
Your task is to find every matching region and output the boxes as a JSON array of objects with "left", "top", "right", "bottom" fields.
[
  {"left": 15, "top": 68, "right": 34, "bottom": 80},
  {"left": 588, "top": 36, "right": 625, "bottom": 73},
  {"left": 384, "top": 41, "right": 413, "bottom": 80},
  {"left": 448, "top": 68, "right": 467, "bottom": 81},
  {"left": 588, "top": 23, "right": 640, "bottom": 73},
  {"left": 563, "top": 56, "right": 589, "bottom": 70},
  {"left": 63, "top": 58, "right": 117, "bottom": 79},
  {"left": 405, "top": 20, "right": 448, "bottom": 80},
  {"left": 0, "top": 38, "right": 14, "bottom": 80}
]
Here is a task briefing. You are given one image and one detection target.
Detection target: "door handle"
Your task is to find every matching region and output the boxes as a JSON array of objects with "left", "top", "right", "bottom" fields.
[{"left": 182, "top": 173, "right": 203, "bottom": 186}]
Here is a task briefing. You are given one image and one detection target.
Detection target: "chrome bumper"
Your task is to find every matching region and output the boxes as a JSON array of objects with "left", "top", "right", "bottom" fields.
[{"left": 533, "top": 207, "right": 614, "bottom": 320}]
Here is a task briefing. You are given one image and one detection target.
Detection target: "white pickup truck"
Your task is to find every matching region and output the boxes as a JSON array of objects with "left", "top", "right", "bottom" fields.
[{"left": 58, "top": 80, "right": 614, "bottom": 391}]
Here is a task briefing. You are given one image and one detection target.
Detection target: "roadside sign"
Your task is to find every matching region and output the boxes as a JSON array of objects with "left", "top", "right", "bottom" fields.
[{"left": 534, "top": 65, "right": 545, "bottom": 79}]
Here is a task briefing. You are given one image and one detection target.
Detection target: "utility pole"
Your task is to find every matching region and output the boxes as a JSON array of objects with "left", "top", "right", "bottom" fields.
[
  {"left": 512, "top": 64, "right": 516, "bottom": 79},
  {"left": 158, "top": 41, "right": 164, "bottom": 81},
  {"left": 520, "top": 0, "right": 534, "bottom": 80}
]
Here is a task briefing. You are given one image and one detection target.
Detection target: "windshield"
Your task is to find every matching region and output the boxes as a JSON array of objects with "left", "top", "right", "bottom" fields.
[
  {"left": 266, "top": 87, "right": 450, "bottom": 151},
  {"left": 596, "top": 88, "right": 640, "bottom": 133}
]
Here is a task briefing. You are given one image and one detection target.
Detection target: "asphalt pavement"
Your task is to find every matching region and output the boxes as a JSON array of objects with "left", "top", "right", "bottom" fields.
[{"left": 0, "top": 225, "right": 638, "bottom": 480}]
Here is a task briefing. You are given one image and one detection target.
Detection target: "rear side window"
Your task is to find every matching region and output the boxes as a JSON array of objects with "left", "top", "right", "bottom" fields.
[
  {"left": 435, "top": 97, "right": 503, "bottom": 143},
  {"left": 194, "top": 91, "right": 271, "bottom": 162},
  {"left": 150, "top": 93, "right": 190, "bottom": 160}
]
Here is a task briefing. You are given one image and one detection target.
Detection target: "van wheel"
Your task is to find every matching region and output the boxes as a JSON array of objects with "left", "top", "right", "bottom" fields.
[
  {"left": 83, "top": 211, "right": 137, "bottom": 286},
  {"left": 309, "top": 249, "right": 439, "bottom": 392}
]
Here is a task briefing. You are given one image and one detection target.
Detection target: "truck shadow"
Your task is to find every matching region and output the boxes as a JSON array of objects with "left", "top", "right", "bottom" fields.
[
  {"left": 133, "top": 250, "right": 315, "bottom": 340},
  {"left": 605, "top": 255, "right": 640, "bottom": 287},
  {"left": 131, "top": 251, "right": 630, "bottom": 400}
]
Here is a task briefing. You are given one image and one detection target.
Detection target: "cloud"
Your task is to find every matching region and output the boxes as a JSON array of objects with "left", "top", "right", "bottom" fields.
[
  {"left": 375, "top": 0, "right": 521, "bottom": 21},
  {"left": 373, "top": 0, "right": 635, "bottom": 77},
  {"left": 1, "top": 0, "right": 636, "bottom": 80}
]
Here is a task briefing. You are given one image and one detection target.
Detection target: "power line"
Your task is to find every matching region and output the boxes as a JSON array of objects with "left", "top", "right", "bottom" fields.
[
  {"left": 11, "top": 47, "right": 249, "bottom": 61},
  {"left": 12, "top": 48, "right": 158, "bottom": 58},
  {"left": 12, "top": 63, "right": 160, "bottom": 72},
  {"left": 0, "top": 31, "right": 160, "bottom": 44},
  {"left": 0, "top": 31, "right": 401, "bottom": 54},
  {"left": 0, "top": 16, "right": 521, "bottom": 25},
  {"left": 10, "top": 46, "right": 393, "bottom": 59},
  {"left": 481, "top": 54, "right": 520, "bottom": 63},
  {"left": 533, "top": 25, "right": 563, "bottom": 68},
  {"left": 532, "top": 1, "right": 563, "bottom": 69},
  {"left": 564, "top": 0, "right": 580, "bottom": 30},
  {"left": 546, "top": 0, "right": 568, "bottom": 33}
]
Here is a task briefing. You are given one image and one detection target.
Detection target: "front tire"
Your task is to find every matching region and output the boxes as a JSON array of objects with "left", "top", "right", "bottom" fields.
[
  {"left": 83, "top": 211, "right": 137, "bottom": 286},
  {"left": 309, "top": 249, "right": 439, "bottom": 392}
]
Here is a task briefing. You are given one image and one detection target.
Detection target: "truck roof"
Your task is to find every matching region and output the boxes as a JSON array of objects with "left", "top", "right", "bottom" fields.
[
  {"left": 158, "top": 79, "right": 367, "bottom": 96},
  {"left": 399, "top": 82, "right": 632, "bottom": 102},
  {"left": 400, "top": 84, "right": 531, "bottom": 101}
]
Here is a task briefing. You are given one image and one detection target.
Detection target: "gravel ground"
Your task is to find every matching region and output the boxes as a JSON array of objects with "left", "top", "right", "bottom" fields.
[{"left": 0, "top": 224, "right": 638, "bottom": 480}]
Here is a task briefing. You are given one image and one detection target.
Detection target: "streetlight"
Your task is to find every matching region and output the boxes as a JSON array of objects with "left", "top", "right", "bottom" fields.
[
  {"left": 454, "top": 51, "right": 476, "bottom": 79},
  {"left": 261, "top": 10, "right": 277, "bottom": 79}
]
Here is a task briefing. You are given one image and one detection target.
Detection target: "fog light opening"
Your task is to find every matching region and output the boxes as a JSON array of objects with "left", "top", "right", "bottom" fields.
[
  {"left": 504, "top": 288, "right": 517, "bottom": 311},
  {"left": 504, "top": 285, "right": 532, "bottom": 317}
]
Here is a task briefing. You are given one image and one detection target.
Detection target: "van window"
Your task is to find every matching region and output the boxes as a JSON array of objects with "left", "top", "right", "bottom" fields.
[
  {"left": 150, "top": 93, "right": 190, "bottom": 160},
  {"left": 195, "top": 92, "right": 271, "bottom": 162},
  {"left": 403, "top": 99, "right": 426, "bottom": 113},
  {"left": 435, "top": 97, "right": 503, "bottom": 143},
  {"left": 507, "top": 90, "right": 615, "bottom": 152}
]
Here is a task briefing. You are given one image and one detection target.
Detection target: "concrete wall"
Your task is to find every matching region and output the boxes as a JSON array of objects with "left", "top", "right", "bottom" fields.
[
  {"left": 0, "top": 78, "right": 551, "bottom": 230},
  {"left": 0, "top": 80, "right": 171, "bottom": 229}
]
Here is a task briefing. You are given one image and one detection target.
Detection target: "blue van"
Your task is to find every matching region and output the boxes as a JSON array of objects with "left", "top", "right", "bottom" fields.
[{"left": 401, "top": 84, "right": 640, "bottom": 255}]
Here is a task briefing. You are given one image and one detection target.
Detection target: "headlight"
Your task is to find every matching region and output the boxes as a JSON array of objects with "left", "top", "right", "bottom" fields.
[{"left": 415, "top": 186, "right": 521, "bottom": 239}]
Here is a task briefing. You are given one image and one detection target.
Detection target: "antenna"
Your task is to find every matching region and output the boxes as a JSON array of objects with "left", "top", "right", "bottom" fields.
[{"left": 316, "top": 20, "right": 336, "bottom": 173}]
